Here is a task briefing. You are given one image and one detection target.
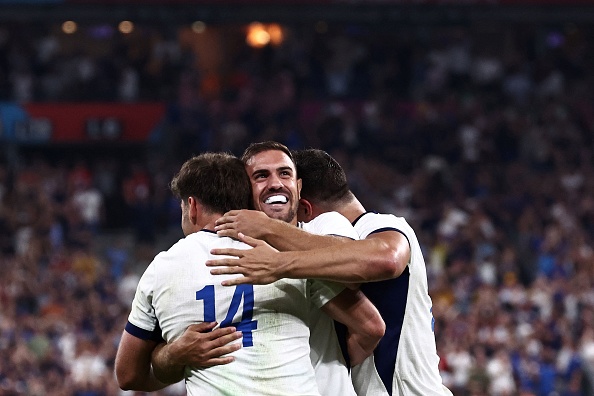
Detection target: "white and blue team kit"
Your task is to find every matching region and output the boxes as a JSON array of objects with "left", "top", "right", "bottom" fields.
[
  {"left": 126, "top": 229, "right": 345, "bottom": 396},
  {"left": 299, "top": 211, "right": 359, "bottom": 396},
  {"left": 350, "top": 212, "right": 453, "bottom": 396},
  {"left": 125, "top": 211, "right": 359, "bottom": 396}
]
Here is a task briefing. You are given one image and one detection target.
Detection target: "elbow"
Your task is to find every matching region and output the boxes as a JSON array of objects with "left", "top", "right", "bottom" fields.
[
  {"left": 366, "top": 243, "right": 407, "bottom": 282},
  {"left": 358, "top": 312, "right": 385, "bottom": 356},
  {"left": 115, "top": 368, "right": 141, "bottom": 391},
  {"left": 116, "top": 376, "right": 134, "bottom": 391},
  {"left": 369, "top": 313, "right": 386, "bottom": 342},
  {"left": 359, "top": 303, "right": 386, "bottom": 345}
]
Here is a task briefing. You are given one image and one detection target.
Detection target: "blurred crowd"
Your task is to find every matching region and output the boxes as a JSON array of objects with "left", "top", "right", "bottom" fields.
[{"left": 1, "top": 18, "right": 594, "bottom": 396}]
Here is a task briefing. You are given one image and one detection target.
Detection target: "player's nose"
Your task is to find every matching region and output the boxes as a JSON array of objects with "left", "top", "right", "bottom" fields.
[{"left": 267, "top": 173, "right": 283, "bottom": 189}]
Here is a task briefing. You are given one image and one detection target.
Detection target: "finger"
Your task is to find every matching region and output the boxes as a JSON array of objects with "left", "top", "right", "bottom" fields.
[
  {"left": 208, "top": 343, "right": 242, "bottom": 358},
  {"left": 214, "top": 215, "right": 234, "bottom": 227},
  {"left": 210, "top": 331, "right": 243, "bottom": 347},
  {"left": 215, "top": 229, "right": 237, "bottom": 238},
  {"left": 207, "top": 326, "right": 239, "bottom": 337},
  {"left": 210, "top": 248, "right": 243, "bottom": 257},
  {"left": 187, "top": 322, "right": 218, "bottom": 332},
  {"left": 237, "top": 232, "right": 261, "bottom": 247},
  {"left": 201, "top": 356, "right": 236, "bottom": 367},
  {"left": 216, "top": 210, "right": 241, "bottom": 225},
  {"left": 206, "top": 258, "right": 241, "bottom": 267},
  {"left": 221, "top": 276, "right": 252, "bottom": 287},
  {"left": 209, "top": 266, "right": 245, "bottom": 276}
]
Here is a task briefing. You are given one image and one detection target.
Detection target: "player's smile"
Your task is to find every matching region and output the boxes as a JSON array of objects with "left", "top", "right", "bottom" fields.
[
  {"left": 245, "top": 149, "right": 301, "bottom": 225},
  {"left": 263, "top": 193, "right": 289, "bottom": 205},
  {"left": 260, "top": 190, "right": 293, "bottom": 218}
]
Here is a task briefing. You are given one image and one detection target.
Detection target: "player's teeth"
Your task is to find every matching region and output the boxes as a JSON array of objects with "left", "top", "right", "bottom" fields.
[{"left": 265, "top": 195, "right": 288, "bottom": 204}]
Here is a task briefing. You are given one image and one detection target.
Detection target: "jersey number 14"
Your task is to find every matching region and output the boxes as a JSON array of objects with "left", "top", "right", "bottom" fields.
[{"left": 196, "top": 284, "right": 258, "bottom": 347}]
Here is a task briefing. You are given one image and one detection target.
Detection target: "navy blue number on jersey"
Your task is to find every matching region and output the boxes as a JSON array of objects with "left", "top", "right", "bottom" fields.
[{"left": 196, "top": 284, "right": 258, "bottom": 347}]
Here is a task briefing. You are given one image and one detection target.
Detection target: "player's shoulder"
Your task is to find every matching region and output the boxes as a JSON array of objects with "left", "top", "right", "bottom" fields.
[
  {"left": 155, "top": 230, "right": 248, "bottom": 262},
  {"left": 353, "top": 211, "right": 405, "bottom": 227},
  {"left": 303, "top": 211, "right": 358, "bottom": 239},
  {"left": 313, "top": 211, "right": 352, "bottom": 224},
  {"left": 353, "top": 211, "right": 414, "bottom": 237}
]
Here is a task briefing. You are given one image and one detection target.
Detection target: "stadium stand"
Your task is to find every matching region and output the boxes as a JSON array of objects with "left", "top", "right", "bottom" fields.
[{"left": 0, "top": 3, "right": 593, "bottom": 394}]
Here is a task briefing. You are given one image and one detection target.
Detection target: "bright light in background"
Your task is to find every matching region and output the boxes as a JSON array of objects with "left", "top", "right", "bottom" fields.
[
  {"left": 246, "top": 23, "right": 269, "bottom": 48},
  {"left": 267, "top": 23, "right": 283, "bottom": 45},
  {"left": 118, "top": 21, "right": 134, "bottom": 34},
  {"left": 62, "top": 20, "right": 77, "bottom": 34},
  {"left": 246, "top": 22, "right": 284, "bottom": 48},
  {"left": 191, "top": 21, "right": 206, "bottom": 34}
]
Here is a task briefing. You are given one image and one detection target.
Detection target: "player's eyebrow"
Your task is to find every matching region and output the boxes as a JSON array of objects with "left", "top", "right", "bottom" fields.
[
  {"left": 251, "top": 168, "right": 270, "bottom": 178},
  {"left": 277, "top": 166, "right": 294, "bottom": 174}
]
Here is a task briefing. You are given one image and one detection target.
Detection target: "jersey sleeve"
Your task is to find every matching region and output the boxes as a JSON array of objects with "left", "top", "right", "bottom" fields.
[
  {"left": 355, "top": 212, "right": 410, "bottom": 245},
  {"left": 305, "top": 211, "right": 359, "bottom": 239},
  {"left": 308, "top": 279, "right": 346, "bottom": 308},
  {"left": 126, "top": 260, "right": 159, "bottom": 337}
]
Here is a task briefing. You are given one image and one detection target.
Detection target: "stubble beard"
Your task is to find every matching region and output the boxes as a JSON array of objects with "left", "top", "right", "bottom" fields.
[{"left": 263, "top": 205, "right": 297, "bottom": 225}]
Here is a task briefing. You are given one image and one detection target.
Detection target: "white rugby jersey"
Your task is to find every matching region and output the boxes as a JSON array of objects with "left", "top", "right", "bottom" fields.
[
  {"left": 126, "top": 230, "right": 344, "bottom": 396},
  {"left": 351, "top": 212, "right": 451, "bottom": 396},
  {"left": 300, "top": 211, "right": 359, "bottom": 396}
]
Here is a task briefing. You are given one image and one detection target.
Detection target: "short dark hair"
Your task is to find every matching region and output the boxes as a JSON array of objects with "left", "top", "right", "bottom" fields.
[
  {"left": 170, "top": 152, "right": 251, "bottom": 213},
  {"left": 241, "top": 141, "right": 295, "bottom": 166},
  {"left": 292, "top": 148, "right": 351, "bottom": 205}
]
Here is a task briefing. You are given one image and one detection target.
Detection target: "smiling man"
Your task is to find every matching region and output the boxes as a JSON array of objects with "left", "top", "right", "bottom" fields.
[
  {"left": 243, "top": 142, "right": 300, "bottom": 224},
  {"left": 236, "top": 141, "right": 381, "bottom": 395}
]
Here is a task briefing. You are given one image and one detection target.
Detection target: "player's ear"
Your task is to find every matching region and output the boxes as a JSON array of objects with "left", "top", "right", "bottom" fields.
[
  {"left": 188, "top": 196, "right": 199, "bottom": 223},
  {"left": 298, "top": 198, "right": 313, "bottom": 222}
]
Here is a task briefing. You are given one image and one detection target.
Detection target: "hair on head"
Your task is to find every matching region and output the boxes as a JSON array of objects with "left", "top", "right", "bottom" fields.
[
  {"left": 292, "top": 148, "right": 350, "bottom": 204},
  {"left": 241, "top": 141, "right": 295, "bottom": 166},
  {"left": 170, "top": 152, "right": 251, "bottom": 213}
]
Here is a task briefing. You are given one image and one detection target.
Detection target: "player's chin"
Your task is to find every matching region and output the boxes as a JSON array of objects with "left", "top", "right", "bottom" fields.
[{"left": 261, "top": 206, "right": 288, "bottom": 219}]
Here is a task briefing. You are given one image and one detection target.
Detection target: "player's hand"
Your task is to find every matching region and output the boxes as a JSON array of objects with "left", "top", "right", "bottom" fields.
[
  {"left": 206, "top": 233, "right": 282, "bottom": 286},
  {"left": 214, "top": 210, "right": 272, "bottom": 240},
  {"left": 165, "top": 322, "right": 243, "bottom": 367}
]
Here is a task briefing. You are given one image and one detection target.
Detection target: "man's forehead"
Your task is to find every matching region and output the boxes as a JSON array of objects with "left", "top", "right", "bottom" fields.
[{"left": 245, "top": 150, "right": 296, "bottom": 171}]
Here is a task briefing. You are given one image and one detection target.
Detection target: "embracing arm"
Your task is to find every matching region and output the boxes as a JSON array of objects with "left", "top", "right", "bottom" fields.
[
  {"left": 321, "top": 288, "right": 385, "bottom": 366},
  {"left": 114, "top": 330, "right": 170, "bottom": 391},
  {"left": 151, "top": 322, "right": 243, "bottom": 383},
  {"left": 214, "top": 210, "right": 348, "bottom": 251},
  {"left": 280, "top": 231, "right": 408, "bottom": 282},
  {"left": 207, "top": 230, "right": 408, "bottom": 285}
]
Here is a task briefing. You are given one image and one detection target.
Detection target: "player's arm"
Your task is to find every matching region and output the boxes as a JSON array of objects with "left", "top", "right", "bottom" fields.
[
  {"left": 214, "top": 209, "right": 348, "bottom": 251},
  {"left": 283, "top": 231, "right": 409, "bottom": 282},
  {"left": 151, "top": 322, "right": 243, "bottom": 383},
  {"left": 321, "top": 287, "right": 385, "bottom": 366},
  {"left": 115, "top": 330, "right": 170, "bottom": 391},
  {"left": 116, "top": 262, "right": 171, "bottom": 392},
  {"left": 207, "top": 231, "right": 408, "bottom": 285}
]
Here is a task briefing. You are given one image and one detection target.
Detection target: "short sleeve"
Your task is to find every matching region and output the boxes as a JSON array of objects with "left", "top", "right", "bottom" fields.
[
  {"left": 127, "top": 261, "right": 159, "bottom": 333},
  {"left": 308, "top": 279, "right": 346, "bottom": 309}
]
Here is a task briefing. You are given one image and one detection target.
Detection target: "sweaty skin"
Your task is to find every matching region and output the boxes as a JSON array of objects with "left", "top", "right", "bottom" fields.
[{"left": 206, "top": 229, "right": 407, "bottom": 286}]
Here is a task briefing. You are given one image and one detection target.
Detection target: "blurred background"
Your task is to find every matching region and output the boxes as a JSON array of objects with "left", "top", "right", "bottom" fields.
[{"left": 1, "top": 0, "right": 594, "bottom": 395}]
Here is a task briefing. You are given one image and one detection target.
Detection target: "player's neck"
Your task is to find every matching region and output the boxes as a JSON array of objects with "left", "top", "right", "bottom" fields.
[
  {"left": 338, "top": 200, "right": 366, "bottom": 223},
  {"left": 197, "top": 213, "right": 224, "bottom": 232}
]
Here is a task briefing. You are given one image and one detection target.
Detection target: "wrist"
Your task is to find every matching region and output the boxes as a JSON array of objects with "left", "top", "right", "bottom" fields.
[
  {"left": 279, "top": 251, "right": 297, "bottom": 278},
  {"left": 259, "top": 217, "right": 282, "bottom": 242},
  {"left": 163, "top": 341, "right": 183, "bottom": 367}
]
